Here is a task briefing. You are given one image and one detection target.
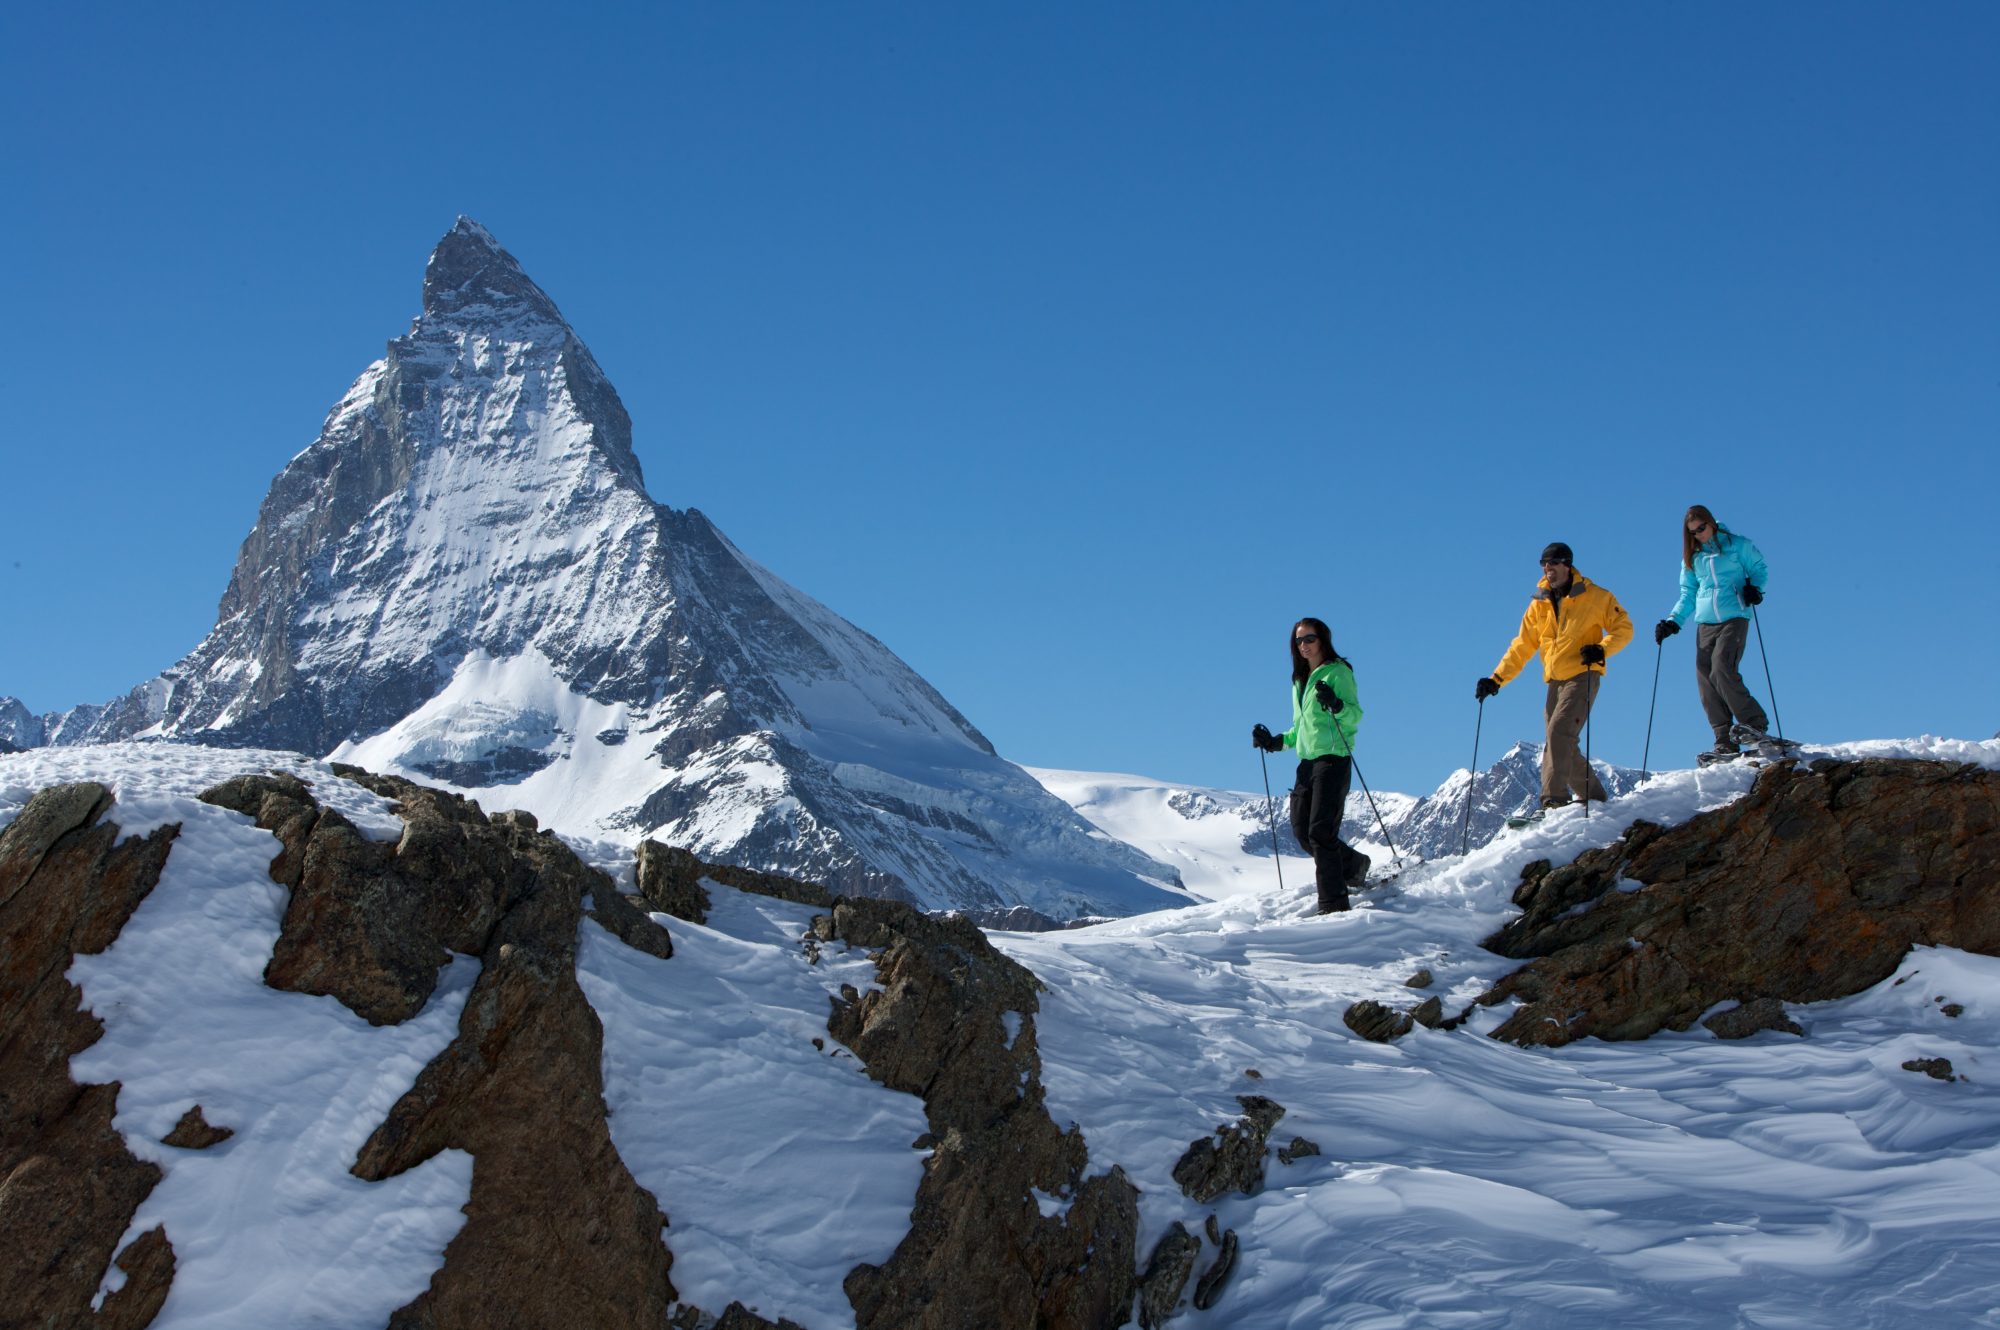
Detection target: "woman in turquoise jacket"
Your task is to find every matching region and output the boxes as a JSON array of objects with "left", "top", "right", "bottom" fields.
[
  {"left": 1252, "top": 616, "right": 1366, "bottom": 913},
  {"left": 1652, "top": 504, "right": 1773, "bottom": 759}
]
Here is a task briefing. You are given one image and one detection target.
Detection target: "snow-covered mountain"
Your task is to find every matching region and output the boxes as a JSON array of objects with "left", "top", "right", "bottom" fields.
[{"left": 9, "top": 220, "right": 1186, "bottom": 920}]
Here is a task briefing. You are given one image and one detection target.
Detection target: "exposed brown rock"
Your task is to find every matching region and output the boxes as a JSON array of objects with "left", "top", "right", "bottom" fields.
[
  {"left": 1902, "top": 1057, "right": 1958, "bottom": 1082},
  {"left": 1404, "top": 968, "right": 1434, "bottom": 989},
  {"left": 1480, "top": 759, "right": 2000, "bottom": 1046},
  {"left": 818, "top": 897, "right": 1138, "bottom": 1329},
  {"left": 0, "top": 783, "right": 178, "bottom": 1329},
  {"left": 161, "top": 1105, "right": 233, "bottom": 1150},
  {"left": 1190, "top": 1228, "right": 1238, "bottom": 1311},
  {"left": 1342, "top": 999, "right": 1414, "bottom": 1043},
  {"left": 1277, "top": 1136, "right": 1321, "bottom": 1165},
  {"left": 95, "top": 1226, "right": 176, "bottom": 1330},
  {"left": 636, "top": 839, "right": 715, "bottom": 922},
  {"left": 234, "top": 768, "right": 682, "bottom": 1330},
  {"left": 639, "top": 837, "right": 832, "bottom": 920},
  {"left": 1702, "top": 998, "right": 1804, "bottom": 1041},
  {"left": 1171, "top": 1096, "right": 1285, "bottom": 1204},
  {"left": 1135, "top": 1222, "right": 1199, "bottom": 1329}
]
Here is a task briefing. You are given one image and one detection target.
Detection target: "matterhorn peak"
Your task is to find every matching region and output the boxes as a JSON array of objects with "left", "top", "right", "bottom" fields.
[
  {"left": 20, "top": 222, "right": 1185, "bottom": 921},
  {"left": 419, "top": 216, "right": 569, "bottom": 330}
]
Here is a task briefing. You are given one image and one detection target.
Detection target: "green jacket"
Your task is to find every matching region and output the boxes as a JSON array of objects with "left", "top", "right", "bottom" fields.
[{"left": 1283, "top": 659, "right": 1361, "bottom": 759}]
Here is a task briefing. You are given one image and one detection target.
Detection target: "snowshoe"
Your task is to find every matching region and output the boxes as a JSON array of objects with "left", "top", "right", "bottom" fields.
[
  {"left": 1696, "top": 746, "right": 1742, "bottom": 767},
  {"left": 1503, "top": 810, "right": 1547, "bottom": 830},
  {"left": 1730, "top": 724, "right": 1800, "bottom": 752}
]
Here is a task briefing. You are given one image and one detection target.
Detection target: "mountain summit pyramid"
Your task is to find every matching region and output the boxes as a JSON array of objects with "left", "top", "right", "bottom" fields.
[{"left": 26, "top": 219, "right": 1184, "bottom": 919}]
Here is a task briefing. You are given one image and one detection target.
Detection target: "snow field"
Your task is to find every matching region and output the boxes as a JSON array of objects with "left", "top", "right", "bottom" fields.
[
  {"left": 6, "top": 736, "right": 1999, "bottom": 1328},
  {"left": 998, "top": 737, "right": 2000, "bottom": 1328}
]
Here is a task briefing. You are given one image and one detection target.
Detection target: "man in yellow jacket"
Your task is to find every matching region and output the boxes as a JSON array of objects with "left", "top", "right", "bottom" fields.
[{"left": 1474, "top": 542, "right": 1633, "bottom": 812}]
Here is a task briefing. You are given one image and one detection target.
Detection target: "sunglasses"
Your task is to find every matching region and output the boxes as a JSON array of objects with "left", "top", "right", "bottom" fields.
[
  {"left": 1539, "top": 559, "right": 1569, "bottom": 568},
  {"left": 1689, "top": 522, "right": 1713, "bottom": 535},
  {"left": 1293, "top": 633, "right": 1320, "bottom": 646}
]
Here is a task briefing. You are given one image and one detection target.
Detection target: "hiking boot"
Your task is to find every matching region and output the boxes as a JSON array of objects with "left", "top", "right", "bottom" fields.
[{"left": 1344, "top": 852, "right": 1372, "bottom": 889}]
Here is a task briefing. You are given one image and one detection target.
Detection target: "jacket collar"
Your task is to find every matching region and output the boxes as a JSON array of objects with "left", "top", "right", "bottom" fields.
[{"left": 1534, "top": 569, "right": 1592, "bottom": 602}]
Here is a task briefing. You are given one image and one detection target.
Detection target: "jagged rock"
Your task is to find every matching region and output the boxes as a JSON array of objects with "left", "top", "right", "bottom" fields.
[
  {"left": 95, "top": 1226, "right": 175, "bottom": 1330},
  {"left": 1405, "top": 968, "right": 1434, "bottom": 989},
  {"left": 1942, "top": 1003, "right": 1965, "bottom": 1018},
  {"left": 161, "top": 1105, "right": 233, "bottom": 1149},
  {"left": 819, "top": 897, "right": 1138, "bottom": 1329},
  {"left": 1902, "top": 1058, "right": 1958, "bottom": 1082},
  {"left": 1342, "top": 1000, "right": 1415, "bottom": 1043},
  {"left": 636, "top": 840, "right": 715, "bottom": 922},
  {"left": 204, "top": 768, "right": 680, "bottom": 1328},
  {"left": 1135, "top": 1222, "right": 1200, "bottom": 1329},
  {"left": 1277, "top": 1136, "right": 1321, "bottom": 1165},
  {"left": 0, "top": 783, "right": 179, "bottom": 1328},
  {"left": 1191, "top": 1228, "right": 1238, "bottom": 1311},
  {"left": 1171, "top": 1095, "right": 1286, "bottom": 1203},
  {"left": 1702, "top": 998, "right": 1804, "bottom": 1040},
  {"left": 1480, "top": 760, "right": 2000, "bottom": 1046},
  {"left": 1411, "top": 996, "right": 1445, "bottom": 1029},
  {"left": 715, "top": 1303, "right": 808, "bottom": 1330}
]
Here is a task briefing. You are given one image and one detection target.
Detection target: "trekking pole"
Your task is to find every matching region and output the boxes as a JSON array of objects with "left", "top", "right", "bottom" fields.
[
  {"left": 1583, "top": 680, "right": 1593, "bottom": 821},
  {"left": 1459, "top": 698, "right": 1484, "bottom": 855},
  {"left": 1348, "top": 754, "right": 1404, "bottom": 870},
  {"left": 1640, "top": 640, "right": 1663, "bottom": 777},
  {"left": 1257, "top": 748, "right": 1286, "bottom": 893},
  {"left": 1751, "top": 605, "right": 1784, "bottom": 740}
]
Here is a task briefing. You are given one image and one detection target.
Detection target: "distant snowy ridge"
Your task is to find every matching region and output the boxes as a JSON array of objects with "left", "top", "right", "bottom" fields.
[
  {"left": 7, "top": 220, "right": 1184, "bottom": 920},
  {"left": 1030, "top": 741, "right": 1645, "bottom": 898}
]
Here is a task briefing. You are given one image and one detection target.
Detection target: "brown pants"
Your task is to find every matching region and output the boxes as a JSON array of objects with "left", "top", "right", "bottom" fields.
[{"left": 1542, "top": 673, "right": 1608, "bottom": 805}]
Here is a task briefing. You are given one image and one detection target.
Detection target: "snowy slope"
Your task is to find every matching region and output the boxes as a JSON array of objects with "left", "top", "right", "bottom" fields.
[{"left": 10, "top": 734, "right": 1999, "bottom": 1328}]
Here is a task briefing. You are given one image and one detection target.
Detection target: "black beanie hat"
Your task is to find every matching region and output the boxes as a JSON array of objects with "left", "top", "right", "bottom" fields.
[{"left": 1540, "top": 542, "right": 1573, "bottom": 565}]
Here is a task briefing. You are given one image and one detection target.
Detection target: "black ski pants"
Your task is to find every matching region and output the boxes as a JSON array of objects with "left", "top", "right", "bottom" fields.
[{"left": 1290, "top": 755, "right": 1365, "bottom": 913}]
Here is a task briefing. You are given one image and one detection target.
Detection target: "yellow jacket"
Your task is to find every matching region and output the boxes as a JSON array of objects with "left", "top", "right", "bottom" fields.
[{"left": 1492, "top": 569, "right": 1634, "bottom": 685}]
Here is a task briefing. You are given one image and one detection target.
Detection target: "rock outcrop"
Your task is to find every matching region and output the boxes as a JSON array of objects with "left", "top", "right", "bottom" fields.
[
  {"left": 816, "top": 898, "right": 1140, "bottom": 1329},
  {"left": 196, "top": 769, "right": 680, "bottom": 1329},
  {"left": 0, "top": 783, "right": 179, "bottom": 1328},
  {"left": 1170, "top": 1096, "right": 1286, "bottom": 1204},
  {"left": 1479, "top": 759, "right": 2000, "bottom": 1046}
]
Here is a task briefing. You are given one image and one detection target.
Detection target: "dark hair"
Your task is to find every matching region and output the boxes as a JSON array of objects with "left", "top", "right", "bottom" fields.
[
  {"left": 1682, "top": 504, "right": 1720, "bottom": 569},
  {"left": 1289, "top": 617, "right": 1345, "bottom": 684}
]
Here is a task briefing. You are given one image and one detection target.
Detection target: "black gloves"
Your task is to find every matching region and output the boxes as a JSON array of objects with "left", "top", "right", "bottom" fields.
[
  {"left": 1313, "top": 680, "right": 1343, "bottom": 714},
  {"left": 1475, "top": 676, "right": 1501, "bottom": 701},
  {"left": 1654, "top": 619, "right": 1679, "bottom": 645},
  {"left": 1742, "top": 583, "right": 1763, "bottom": 606},
  {"left": 1580, "top": 644, "right": 1606, "bottom": 666},
  {"left": 1251, "top": 723, "right": 1283, "bottom": 753}
]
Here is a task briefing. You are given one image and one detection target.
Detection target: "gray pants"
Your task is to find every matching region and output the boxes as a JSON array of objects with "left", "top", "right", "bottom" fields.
[
  {"left": 1542, "top": 673, "right": 1608, "bottom": 805},
  {"left": 1694, "top": 619, "right": 1768, "bottom": 744}
]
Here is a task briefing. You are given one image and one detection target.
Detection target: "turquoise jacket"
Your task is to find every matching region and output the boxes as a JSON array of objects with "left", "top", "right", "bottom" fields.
[
  {"left": 1669, "top": 528, "right": 1768, "bottom": 627},
  {"left": 1282, "top": 660, "right": 1361, "bottom": 760}
]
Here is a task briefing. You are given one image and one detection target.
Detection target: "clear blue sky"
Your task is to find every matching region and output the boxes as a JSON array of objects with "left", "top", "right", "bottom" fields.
[{"left": 3, "top": 3, "right": 1995, "bottom": 797}]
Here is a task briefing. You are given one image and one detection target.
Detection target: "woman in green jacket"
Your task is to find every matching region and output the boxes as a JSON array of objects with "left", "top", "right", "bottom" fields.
[{"left": 1253, "top": 616, "right": 1367, "bottom": 913}]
